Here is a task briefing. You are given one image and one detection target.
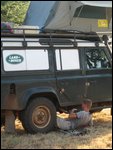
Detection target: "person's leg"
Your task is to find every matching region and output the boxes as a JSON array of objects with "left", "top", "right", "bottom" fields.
[{"left": 57, "top": 116, "right": 71, "bottom": 130}]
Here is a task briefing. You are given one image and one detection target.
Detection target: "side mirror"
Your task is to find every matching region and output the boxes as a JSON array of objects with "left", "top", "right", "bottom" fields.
[{"left": 102, "top": 35, "right": 109, "bottom": 45}]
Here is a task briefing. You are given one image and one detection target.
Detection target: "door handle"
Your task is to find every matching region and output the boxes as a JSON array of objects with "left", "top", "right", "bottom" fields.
[{"left": 85, "top": 82, "right": 90, "bottom": 86}]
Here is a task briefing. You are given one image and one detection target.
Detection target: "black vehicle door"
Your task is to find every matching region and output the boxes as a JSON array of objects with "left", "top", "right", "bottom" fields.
[
  {"left": 55, "top": 48, "right": 86, "bottom": 106},
  {"left": 84, "top": 47, "right": 112, "bottom": 102}
]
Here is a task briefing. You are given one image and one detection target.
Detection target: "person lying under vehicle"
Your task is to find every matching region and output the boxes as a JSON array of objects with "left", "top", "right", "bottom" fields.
[{"left": 57, "top": 99, "right": 93, "bottom": 130}]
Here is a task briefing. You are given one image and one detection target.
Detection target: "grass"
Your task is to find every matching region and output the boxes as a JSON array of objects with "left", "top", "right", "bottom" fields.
[{"left": 1, "top": 109, "right": 112, "bottom": 149}]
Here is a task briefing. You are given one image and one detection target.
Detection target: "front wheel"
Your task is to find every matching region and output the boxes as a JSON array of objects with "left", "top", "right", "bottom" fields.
[{"left": 20, "top": 97, "right": 56, "bottom": 134}]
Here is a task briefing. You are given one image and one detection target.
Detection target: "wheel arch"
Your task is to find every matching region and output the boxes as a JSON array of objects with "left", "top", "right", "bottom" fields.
[{"left": 20, "top": 87, "right": 60, "bottom": 111}]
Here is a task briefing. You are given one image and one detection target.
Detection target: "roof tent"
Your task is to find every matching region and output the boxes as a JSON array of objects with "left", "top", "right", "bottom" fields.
[
  {"left": 24, "top": 1, "right": 55, "bottom": 28},
  {"left": 24, "top": 1, "right": 112, "bottom": 33}
]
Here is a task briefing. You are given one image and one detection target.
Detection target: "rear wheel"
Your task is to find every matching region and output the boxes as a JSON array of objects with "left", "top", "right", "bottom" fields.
[{"left": 20, "top": 97, "right": 56, "bottom": 133}]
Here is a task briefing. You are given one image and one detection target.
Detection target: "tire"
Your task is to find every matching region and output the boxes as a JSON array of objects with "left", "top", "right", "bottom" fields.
[{"left": 20, "top": 97, "right": 56, "bottom": 134}]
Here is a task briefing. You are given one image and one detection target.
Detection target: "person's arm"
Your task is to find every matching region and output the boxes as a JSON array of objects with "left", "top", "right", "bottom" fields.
[
  {"left": 68, "top": 110, "right": 83, "bottom": 119},
  {"left": 68, "top": 113, "right": 77, "bottom": 119}
]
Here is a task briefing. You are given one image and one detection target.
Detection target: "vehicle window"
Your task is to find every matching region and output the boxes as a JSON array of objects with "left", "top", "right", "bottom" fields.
[
  {"left": 26, "top": 50, "right": 49, "bottom": 70},
  {"left": 86, "top": 48, "right": 111, "bottom": 69},
  {"left": 55, "top": 49, "right": 80, "bottom": 70},
  {"left": 3, "top": 50, "right": 49, "bottom": 71}
]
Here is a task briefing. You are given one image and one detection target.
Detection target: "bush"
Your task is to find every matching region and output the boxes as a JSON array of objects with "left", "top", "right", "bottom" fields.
[{"left": 1, "top": 1, "right": 30, "bottom": 26}]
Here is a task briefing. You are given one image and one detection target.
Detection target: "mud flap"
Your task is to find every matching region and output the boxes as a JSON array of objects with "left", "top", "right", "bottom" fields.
[{"left": 5, "top": 110, "right": 16, "bottom": 133}]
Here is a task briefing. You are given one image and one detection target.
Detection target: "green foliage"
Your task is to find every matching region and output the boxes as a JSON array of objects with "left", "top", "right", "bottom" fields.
[
  {"left": 1, "top": 1, "right": 8, "bottom": 5},
  {"left": 1, "top": 1, "right": 30, "bottom": 25}
]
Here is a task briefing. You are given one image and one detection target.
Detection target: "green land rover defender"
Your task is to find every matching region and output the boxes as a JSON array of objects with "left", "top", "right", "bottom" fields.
[{"left": 1, "top": 29, "right": 112, "bottom": 133}]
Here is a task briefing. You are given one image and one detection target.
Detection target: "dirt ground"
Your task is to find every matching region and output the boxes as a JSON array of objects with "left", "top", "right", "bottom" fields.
[{"left": 1, "top": 109, "right": 112, "bottom": 149}]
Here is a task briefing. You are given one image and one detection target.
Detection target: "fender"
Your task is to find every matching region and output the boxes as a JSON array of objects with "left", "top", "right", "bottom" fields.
[{"left": 19, "top": 87, "right": 60, "bottom": 110}]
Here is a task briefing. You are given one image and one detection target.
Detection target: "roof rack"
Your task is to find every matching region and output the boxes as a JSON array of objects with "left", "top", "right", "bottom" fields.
[
  {"left": 1, "top": 28, "right": 111, "bottom": 48},
  {"left": 1, "top": 28, "right": 112, "bottom": 35},
  {"left": 1, "top": 28, "right": 102, "bottom": 41}
]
